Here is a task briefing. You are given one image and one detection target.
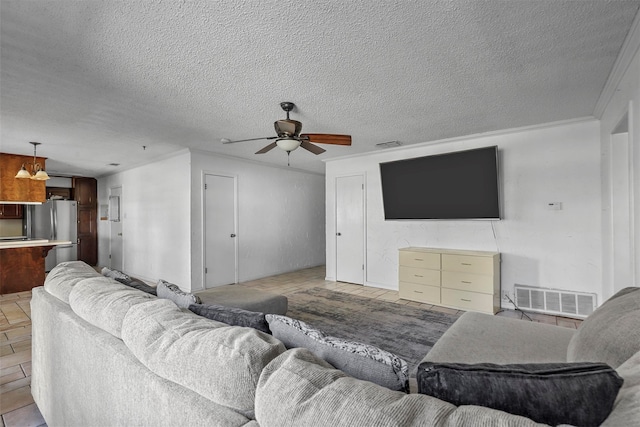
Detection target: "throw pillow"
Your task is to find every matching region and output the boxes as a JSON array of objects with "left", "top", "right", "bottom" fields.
[
  {"left": 102, "top": 267, "right": 157, "bottom": 295},
  {"left": 157, "top": 279, "right": 201, "bottom": 308},
  {"left": 417, "top": 361, "right": 624, "bottom": 426},
  {"left": 189, "top": 303, "right": 271, "bottom": 334},
  {"left": 115, "top": 277, "right": 157, "bottom": 296},
  {"left": 101, "top": 266, "right": 129, "bottom": 281},
  {"left": 265, "top": 314, "right": 409, "bottom": 392}
]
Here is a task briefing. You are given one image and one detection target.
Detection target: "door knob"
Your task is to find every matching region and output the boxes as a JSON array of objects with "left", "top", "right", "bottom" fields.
[
  {"left": 230, "top": 234, "right": 236, "bottom": 238},
  {"left": 117, "top": 233, "right": 122, "bottom": 236},
  {"left": 336, "top": 232, "right": 342, "bottom": 236}
]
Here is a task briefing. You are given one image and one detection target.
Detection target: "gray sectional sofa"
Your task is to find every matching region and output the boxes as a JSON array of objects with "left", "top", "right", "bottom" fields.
[{"left": 32, "top": 261, "right": 639, "bottom": 426}]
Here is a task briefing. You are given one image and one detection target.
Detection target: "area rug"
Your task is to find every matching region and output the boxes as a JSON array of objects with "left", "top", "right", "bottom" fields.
[{"left": 285, "top": 287, "right": 460, "bottom": 376}]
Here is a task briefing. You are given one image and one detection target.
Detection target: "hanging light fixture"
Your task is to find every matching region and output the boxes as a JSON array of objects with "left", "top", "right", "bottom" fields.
[{"left": 15, "top": 142, "right": 50, "bottom": 180}]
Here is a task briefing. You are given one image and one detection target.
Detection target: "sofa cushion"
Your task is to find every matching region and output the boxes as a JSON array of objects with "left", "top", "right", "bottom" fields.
[
  {"left": 68, "top": 277, "right": 156, "bottom": 338},
  {"left": 32, "top": 286, "right": 256, "bottom": 427},
  {"left": 417, "top": 361, "right": 623, "bottom": 426},
  {"left": 255, "top": 348, "right": 545, "bottom": 427},
  {"left": 101, "top": 267, "right": 157, "bottom": 296},
  {"left": 189, "top": 303, "right": 271, "bottom": 334},
  {"left": 567, "top": 287, "right": 640, "bottom": 368},
  {"left": 121, "top": 299, "right": 286, "bottom": 417},
  {"left": 602, "top": 349, "right": 640, "bottom": 426},
  {"left": 265, "top": 314, "right": 409, "bottom": 392},
  {"left": 157, "top": 279, "right": 201, "bottom": 308},
  {"left": 44, "top": 261, "right": 101, "bottom": 303},
  {"left": 422, "top": 311, "right": 575, "bottom": 365}
]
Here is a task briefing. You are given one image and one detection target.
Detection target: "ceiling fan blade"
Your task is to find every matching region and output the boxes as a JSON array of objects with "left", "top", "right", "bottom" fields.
[
  {"left": 300, "top": 140, "right": 326, "bottom": 155},
  {"left": 301, "top": 133, "right": 351, "bottom": 146},
  {"left": 223, "top": 136, "right": 277, "bottom": 144},
  {"left": 255, "top": 142, "right": 278, "bottom": 154}
]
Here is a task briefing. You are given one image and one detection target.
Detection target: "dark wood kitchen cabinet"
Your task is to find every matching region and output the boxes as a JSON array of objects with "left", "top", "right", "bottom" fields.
[
  {"left": 73, "top": 177, "right": 98, "bottom": 266},
  {"left": 0, "top": 245, "right": 56, "bottom": 294},
  {"left": 74, "top": 176, "right": 97, "bottom": 207},
  {"left": 0, "top": 204, "right": 23, "bottom": 219}
]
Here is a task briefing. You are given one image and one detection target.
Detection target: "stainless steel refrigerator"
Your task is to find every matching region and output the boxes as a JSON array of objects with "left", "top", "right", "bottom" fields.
[{"left": 26, "top": 200, "right": 78, "bottom": 271}]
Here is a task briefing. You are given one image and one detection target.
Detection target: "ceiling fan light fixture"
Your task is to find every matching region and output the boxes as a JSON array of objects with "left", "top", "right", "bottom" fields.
[{"left": 276, "top": 137, "right": 301, "bottom": 152}]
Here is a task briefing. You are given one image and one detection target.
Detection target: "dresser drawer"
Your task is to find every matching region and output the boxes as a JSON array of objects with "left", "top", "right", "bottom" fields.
[
  {"left": 399, "top": 266, "right": 440, "bottom": 286},
  {"left": 441, "top": 288, "right": 494, "bottom": 313},
  {"left": 441, "top": 271, "right": 494, "bottom": 294},
  {"left": 399, "top": 282, "right": 440, "bottom": 304},
  {"left": 442, "top": 254, "right": 494, "bottom": 275},
  {"left": 399, "top": 251, "right": 440, "bottom": 269}
]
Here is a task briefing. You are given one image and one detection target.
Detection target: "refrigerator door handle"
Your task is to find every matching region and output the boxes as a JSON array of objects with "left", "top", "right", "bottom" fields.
[{"left": 51, "top": 202, "right": 58, "bottom": 240}]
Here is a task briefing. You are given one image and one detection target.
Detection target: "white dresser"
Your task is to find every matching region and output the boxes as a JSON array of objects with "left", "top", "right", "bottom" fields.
[{"left": 398, "top": 247, "right": 501, "bottom": 314}]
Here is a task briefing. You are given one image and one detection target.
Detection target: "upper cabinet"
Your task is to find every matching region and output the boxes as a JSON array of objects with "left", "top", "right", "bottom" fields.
[
  {"left": 73, "top": 177, "right": 97, "bottom": 207},
  {"left": 0, "top": 204, "right": 24, "bottom": 219},
  {"left": 0, "top": 153, "right": 47, "bottom": 202}
]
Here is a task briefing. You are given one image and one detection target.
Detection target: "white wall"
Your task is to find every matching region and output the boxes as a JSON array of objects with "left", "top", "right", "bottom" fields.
[
  {"left": 98, "top": 149, "right": 325, "bottom": 292},
  {"left": 97, "top": 150, "right": 192, "bottom": 286},
  {"left": 189, "top": 150, "right": 326, "bottom": 291},
  {"left": 325, "top": 119, "right": 603, "bottom": 305},
  {"left": 599, "top": 18, "right": 640, "bottom": 297}
]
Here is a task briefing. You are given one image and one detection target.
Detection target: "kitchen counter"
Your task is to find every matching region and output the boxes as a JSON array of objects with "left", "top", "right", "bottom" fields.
[
  {"left": 0, "top": 240, "right": 74, "bottom": 294},
  {"left": 0, "top": 239, "right": 72, "bottom": 249}
]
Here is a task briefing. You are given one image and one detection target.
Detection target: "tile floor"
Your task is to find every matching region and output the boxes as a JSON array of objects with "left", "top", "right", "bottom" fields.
[
  {"left": 0, "top": 265, "right": 582, "bottom": 426},
  {"left": 0, "top": 291, "right": 43, "bottom": 427}
]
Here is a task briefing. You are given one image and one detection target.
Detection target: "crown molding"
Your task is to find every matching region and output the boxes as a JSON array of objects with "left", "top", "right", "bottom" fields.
[
  {"left": 593, "top": 8, "right": 640, "bottom": 118},
  {"left": 324, "top": 116, "right": 597, "bottom": 164}
]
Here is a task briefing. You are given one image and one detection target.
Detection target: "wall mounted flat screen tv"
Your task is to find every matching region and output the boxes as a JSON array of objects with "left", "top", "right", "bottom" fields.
[{"left": 380, "top": 146, "right": 500, "bottom": 220}]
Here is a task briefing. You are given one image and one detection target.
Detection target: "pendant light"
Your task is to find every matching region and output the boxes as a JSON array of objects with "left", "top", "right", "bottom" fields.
[{"left": 15, "top": 142, "right": 50, "bottom": 180}]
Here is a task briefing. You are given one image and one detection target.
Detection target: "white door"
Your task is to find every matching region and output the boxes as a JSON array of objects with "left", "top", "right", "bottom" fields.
[
  {"left": 109, "top": 186, "right": 124, "bottom": 271},
  {"left": 336, "top": 175, "right": 365, "bottom": 284},
  {"left": 204, "top": 174, "right": 237, "bottom": 288}
]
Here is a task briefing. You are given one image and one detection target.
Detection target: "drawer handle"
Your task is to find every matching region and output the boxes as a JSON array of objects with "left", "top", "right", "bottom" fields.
[
  {"left": 461, "top": 298, "right": 472, "bottom": 302},
  {"left": 414, "top": 258, "right": 424, "bottom": 261},
  {"left": 414, "top": 275, "right": 423, "bottom": 278},
  {"left": 414, "top": 290, "right": 424, "bottom": 294},
  {"left": 461, "top": 281, "right": 472, "bottom": 284},
  {"left": 461, "top": 263, "right": 472, "bottom": 266}
]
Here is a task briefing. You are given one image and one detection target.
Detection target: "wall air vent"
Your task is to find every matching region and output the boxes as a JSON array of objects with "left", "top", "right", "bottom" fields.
[{"left": 514, "top": 285, "right": 596, "bottom": 319}]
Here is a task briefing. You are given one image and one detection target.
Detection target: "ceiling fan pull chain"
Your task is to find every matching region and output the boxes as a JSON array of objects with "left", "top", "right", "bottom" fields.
[{"left": 287, "top": 151, "right": 291, "bottom": 166}]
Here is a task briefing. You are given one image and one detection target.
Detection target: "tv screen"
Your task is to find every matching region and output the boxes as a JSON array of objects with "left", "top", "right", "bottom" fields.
[{"left": 380, "top": 146, "right": 500, "bottom": 220}]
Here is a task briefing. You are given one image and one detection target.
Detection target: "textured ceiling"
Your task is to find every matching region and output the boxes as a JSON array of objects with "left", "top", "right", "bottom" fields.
[{"left": 1, "top": 1, "right": 639, "bottom": 176}]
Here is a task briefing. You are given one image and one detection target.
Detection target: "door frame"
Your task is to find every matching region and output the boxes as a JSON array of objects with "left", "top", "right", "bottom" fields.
[
  {"left": 334, "top": 172, "right": 367, "bottom": 285},
  {"left": 608, "top": 107, "right": 636, "bottom": 293},
  {"left": 109, "top": 185, "right": 123, "bottom": 270},
  {"left": 201, "top": 171, "right": 239, "bottom": 289}
]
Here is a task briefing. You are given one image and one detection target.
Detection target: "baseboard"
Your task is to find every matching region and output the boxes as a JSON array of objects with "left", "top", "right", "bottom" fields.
[{"left": 364, "top": 281, "right": 397, "bottom": 290}]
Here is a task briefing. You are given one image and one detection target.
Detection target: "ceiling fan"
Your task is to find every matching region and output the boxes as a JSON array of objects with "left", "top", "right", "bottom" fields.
[{"left": 222, "top": 102, "right": 351, "bottom": 164}]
